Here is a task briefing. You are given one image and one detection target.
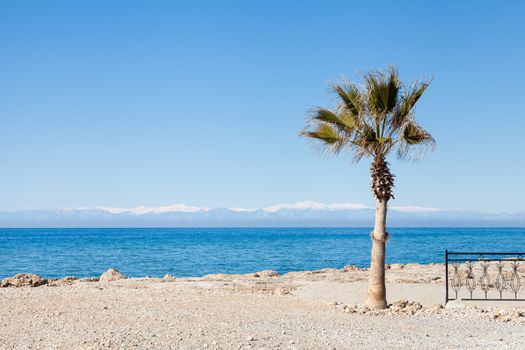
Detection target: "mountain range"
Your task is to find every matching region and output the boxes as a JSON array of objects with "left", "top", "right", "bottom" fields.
[{"left": 0, "top": 201, "right": 524, "bottom": 227}]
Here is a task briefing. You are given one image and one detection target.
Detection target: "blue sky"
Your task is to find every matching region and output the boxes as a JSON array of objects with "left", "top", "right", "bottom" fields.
[{"left": 1, "top": 1, "right": 524, "bottom": 213}]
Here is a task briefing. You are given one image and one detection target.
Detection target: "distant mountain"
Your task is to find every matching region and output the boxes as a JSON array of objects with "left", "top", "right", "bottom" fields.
[{"left": 0, "top": 201, "right": 524, "bottom": 227}]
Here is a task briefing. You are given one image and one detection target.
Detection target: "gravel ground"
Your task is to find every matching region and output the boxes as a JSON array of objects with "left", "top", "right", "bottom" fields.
[{"left": 1, "top": 266, "right": 524, "bottom": 349}]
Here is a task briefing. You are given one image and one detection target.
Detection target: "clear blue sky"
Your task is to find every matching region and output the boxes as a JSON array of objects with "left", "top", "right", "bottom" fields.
[{"left": 1, "top": 1, "right": 524, "bottom": 212}]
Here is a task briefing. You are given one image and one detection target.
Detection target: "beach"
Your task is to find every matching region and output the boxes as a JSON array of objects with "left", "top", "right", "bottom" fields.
[{"left": 2, "top": 264, "right": 524, "bottom": 349}]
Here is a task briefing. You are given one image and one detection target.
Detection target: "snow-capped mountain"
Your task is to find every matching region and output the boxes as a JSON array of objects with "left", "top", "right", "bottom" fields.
[{"left": 0, "top": 201, "right": 523, "bottom": 227}]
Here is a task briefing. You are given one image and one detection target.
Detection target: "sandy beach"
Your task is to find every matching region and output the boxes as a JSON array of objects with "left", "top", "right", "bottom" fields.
[{"left": 1, "top": 264, "right": 525, "bottom": 349}]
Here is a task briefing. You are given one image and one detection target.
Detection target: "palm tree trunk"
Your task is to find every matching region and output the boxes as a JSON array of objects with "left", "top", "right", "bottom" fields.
[{"left": 365, "top": 198, "right": 388, "bottom": 309}]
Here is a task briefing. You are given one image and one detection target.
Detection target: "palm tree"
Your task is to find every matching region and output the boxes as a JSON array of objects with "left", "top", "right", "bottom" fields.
[{"left": 301, "top": 66, "right": 435, "bottom": 309}]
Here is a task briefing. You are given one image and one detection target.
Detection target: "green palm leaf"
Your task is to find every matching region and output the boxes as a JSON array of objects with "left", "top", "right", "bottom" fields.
[
  {"left": 311, "top": 108, "right": 357, "bottom": 131},
  {"left": 397, "top": 122, "right": 436, "bottom": 159},
  {"left": 393, "top": 80, "right": 431, "bottom": 130},
  {"left": 301, "top": 123, "right": 341, "bottom": 145},
  {"left": 333, "top": 84, "right": 363, "bottom": 117},
  {"left": 365, "top": 66, "right": 400, "bottom": 117},
  {"left": 301, "top": 65, "right": 434, "bottom": 162}
]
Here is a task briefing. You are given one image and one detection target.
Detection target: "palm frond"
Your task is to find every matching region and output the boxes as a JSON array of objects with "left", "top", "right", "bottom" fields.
[
  {"left": 392, "top": 80, "right": 431, "bottom": 130},
  {"left": 397, "top": 122, "right": 436, "bottom": 160},
  {"left": 310, "top": 108, "right": 356, "bottom": 132},
  {"left": 332, "top": 83, "right": 363, "bottom": 117},
  {"left": 352, "top": 124, "right": 378, "bottom": 161},
  {"left": 301, "top": 123, "right": 342, "bottom": 145},
  {"left": 364, "top": 66, "right": 400, "bottom": 118}
]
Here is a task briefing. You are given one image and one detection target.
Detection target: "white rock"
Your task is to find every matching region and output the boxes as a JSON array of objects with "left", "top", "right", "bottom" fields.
[
  {"left": 163, "top": 274, "right": 176, "bottom": 281},
  {"left": 99, "top": 268, "right": 127, "bottom": 282}
]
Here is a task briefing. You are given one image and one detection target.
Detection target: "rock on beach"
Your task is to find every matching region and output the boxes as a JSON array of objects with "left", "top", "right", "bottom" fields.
[
  {"left": 253, "top": 270, "right": 280, "bottom": 278},
  {"left": 163, "top": 274, "right": 176, "bottom": 281},
  {"left": 1, "top": 273, "right": 48, "bottom": 288},
  {"left": 99, "top": 268, "right": 127, "bottom": 282}
]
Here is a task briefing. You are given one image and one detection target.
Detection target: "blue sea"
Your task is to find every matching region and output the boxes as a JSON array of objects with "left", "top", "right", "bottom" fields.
[{"left": 0, "top": 227, "right": 524, "bottom": 279}]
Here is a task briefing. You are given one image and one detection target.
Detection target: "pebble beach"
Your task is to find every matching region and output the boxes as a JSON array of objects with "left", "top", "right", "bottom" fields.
[{"left": 1, "top": 263, "right": 525, "bottom": 349}]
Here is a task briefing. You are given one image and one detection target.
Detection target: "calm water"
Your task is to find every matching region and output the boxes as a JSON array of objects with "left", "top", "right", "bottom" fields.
[{"left": 0, "top": 227, "right": 524, "bottom": 279}]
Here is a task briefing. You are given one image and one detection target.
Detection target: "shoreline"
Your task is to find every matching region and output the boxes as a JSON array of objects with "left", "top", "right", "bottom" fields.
[
  {"left": 1, "top": 262, "right": 445, "bottom": 285},
  {"left": 0, "top": 261, "right": 446, "bottom": 280}
]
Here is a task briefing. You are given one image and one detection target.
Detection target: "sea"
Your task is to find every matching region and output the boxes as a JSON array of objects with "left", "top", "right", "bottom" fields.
[{"left": 0, "top": 227, "right": 524, "bottom": 279}]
